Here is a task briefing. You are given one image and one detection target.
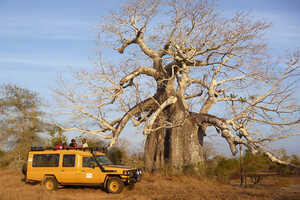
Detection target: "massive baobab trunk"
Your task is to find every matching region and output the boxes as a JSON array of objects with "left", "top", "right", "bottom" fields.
[
  {"left": 144, "top": 104, "right": 204, "bottom": 171},
  {"left": 142, "top": 76, "right": 206, "bottom": 171}
]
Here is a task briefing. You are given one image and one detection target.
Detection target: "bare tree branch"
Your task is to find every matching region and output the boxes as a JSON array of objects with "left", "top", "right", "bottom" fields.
[
  {"left": 144, "top": 96, "right": 177, "bottom": 134},
  {"left": 120, "top": 66, "right": 160, "bottom": 86}
]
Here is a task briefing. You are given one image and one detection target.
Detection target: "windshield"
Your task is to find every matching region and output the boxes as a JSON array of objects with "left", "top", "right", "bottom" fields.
[
  {"left": 95, "top": 155, "right": 112, "bottom": 165},
  {"left": 82, "top": 155, "right": 113, "bottom": 167}
]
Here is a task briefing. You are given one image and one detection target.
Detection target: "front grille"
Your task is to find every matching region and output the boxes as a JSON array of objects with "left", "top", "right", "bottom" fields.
[{"left": 128, "top": 169, "right": 142, "bottom": 180}]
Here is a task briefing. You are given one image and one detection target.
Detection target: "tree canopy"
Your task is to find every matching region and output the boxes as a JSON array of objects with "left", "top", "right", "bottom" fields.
[
  {"left": 0, "top": 84, "right": 47, "bottom": 163},
  {"left": 55, "top": 0, "right": 300, "bottom": 169}
]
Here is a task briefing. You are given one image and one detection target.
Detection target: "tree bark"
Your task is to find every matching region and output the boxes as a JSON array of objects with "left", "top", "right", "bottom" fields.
[{"left": 144, "top": 101, "right": 205, "bottom": 172}]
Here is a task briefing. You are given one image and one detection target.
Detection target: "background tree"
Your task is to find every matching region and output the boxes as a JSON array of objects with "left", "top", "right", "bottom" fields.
[
  {"left": 48, "top": 126, "right": 67, "bottom": 146},
  {"left": 203, "top": 141, "right": 216, "bottom": 162},
  {"left": 0, "top": 84, "right": 48, "bottom": 167},
  {"left": 55, "top": 0, "right": 300, "bottom": 172}
]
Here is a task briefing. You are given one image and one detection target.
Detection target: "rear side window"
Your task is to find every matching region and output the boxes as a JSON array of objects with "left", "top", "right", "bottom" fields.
[
  {"left": 63, "top": 154, "right": 75, "bottom": 167},
  {"left": 32, "top": 154, "right": 59, "bottom": 167}
]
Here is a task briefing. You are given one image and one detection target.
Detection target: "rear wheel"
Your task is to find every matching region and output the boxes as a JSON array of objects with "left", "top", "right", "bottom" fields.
[
  {"left": 22, "top": 163, "right": 27, "bottom": 175},
  {"left": 22, "top": 163, "right": 27, "bottom": 181},
  {"left": 106, "top": 177, "right": 124, "bottom": 194},
  {"left": 43, "top": 177, "right": 58, "bottom": 191}
]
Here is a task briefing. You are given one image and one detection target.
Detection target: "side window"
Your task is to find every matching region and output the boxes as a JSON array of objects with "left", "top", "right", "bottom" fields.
[
  {"left": 63, "top": 154, "right": 75, "bottom": 167},
  {"left": 82, "top": 156, "right": 93, "bottom": 168},
  {"left": 32, "top": 154, "right": 59, "bottom": 167}
]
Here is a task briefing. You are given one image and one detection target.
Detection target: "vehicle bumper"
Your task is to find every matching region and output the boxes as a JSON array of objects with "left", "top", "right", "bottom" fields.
[{"left": 121, "top": 169, "right": 142, "bottom": 183}]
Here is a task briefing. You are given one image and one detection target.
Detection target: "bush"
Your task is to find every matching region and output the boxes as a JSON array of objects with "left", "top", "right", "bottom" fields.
[
  {"left": 243, "top": 151, "right": 272, "bottom": 173},
  {"left": 181, "top": 163, "right": 206, "bottom": 177},
  {"left": 107, "top": 147, "right": 124, "bottom": 165},
  {"left": 51, "top": 135, "right": 67, "bottom": 147},
  {"left": 0, "top": 150, "right": 5, "bottom": 158},
  {"left": 214, "top": 157, "right": 240, "bottom": 181},
  {"left": 0, "top": 151, "right": 10, "bottom": 167},
  {"left": 204, "top": 151, "right": 300, "bottom": 183},
  {"left": 0, "top": 152, "right": 12, "bottom": 167}
]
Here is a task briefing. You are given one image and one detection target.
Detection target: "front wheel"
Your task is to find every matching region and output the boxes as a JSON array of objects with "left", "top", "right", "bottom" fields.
[{"left": 106, "top": 177, "right": 124, "bottom": 194}]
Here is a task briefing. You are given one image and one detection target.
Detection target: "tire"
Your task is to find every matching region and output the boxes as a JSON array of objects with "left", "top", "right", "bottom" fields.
[
  {"left": 43, "top": 177, "right": 58, "bottom": 191},
  {"left": 106, "top": 177, "right": 124, "bottom": 194},
  {"left": 22, "top": 163, "right": 27, "bottom": 176}
]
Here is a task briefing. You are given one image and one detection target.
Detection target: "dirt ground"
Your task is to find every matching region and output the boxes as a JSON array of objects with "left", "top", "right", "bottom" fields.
[{"left": 0, "top": 168, "right": 299, "bottom": 200}]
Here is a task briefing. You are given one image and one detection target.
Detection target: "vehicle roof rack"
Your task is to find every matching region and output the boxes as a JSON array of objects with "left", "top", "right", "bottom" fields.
[
  {"left": 30, "top": 146, "right": 107, "bottom": 153},
  {"left": 88, "top": 147, "right": 108, "bottom": 153},
  {"left": 31, "top": 146, "right": 55, "bottom": 151}
]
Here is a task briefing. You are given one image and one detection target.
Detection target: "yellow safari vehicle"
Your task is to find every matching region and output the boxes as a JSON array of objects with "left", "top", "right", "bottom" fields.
[{"left": 23, "top": 147, "right": 142, "bottom": 194}]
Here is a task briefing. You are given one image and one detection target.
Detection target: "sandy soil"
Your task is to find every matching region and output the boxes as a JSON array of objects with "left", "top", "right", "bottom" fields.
[{"left": 0, "top": 168, "right": 299, "bottom": 200}]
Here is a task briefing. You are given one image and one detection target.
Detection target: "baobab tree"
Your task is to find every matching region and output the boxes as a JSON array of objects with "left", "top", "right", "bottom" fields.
[{"left": 55, "top": 0, "right": 300, "bottom": 172}]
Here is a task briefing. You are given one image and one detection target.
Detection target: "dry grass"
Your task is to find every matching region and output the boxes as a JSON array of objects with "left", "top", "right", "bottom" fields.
[{"left": 0, "top": 168, "right": 299, "bottom": 200}]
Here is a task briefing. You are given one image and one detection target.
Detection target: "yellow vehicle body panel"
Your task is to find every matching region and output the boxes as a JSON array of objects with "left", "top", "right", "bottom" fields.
[{"left": 26, "top": 150, "right": 118, "bottom": 184}]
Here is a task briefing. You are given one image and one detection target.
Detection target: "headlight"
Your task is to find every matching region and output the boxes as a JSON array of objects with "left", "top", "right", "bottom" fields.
[{"left": 137, "top": 169, "right": 142, "bottom": 175}]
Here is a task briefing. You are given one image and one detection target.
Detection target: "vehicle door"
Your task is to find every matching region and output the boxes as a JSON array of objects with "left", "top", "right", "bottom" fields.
[
  {"left": 77, "top": 156, "right": 105, "bottom": 184},
  {"left": 56, "top": 154, "right": 78, "bottom": 183}
]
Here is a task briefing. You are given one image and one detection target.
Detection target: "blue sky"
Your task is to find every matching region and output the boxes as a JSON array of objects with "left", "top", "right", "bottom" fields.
[{"left": 0, "top": 0, "right": 299, "bottom": 155}]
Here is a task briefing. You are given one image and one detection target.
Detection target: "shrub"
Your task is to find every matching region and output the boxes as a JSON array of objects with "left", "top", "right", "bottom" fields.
[
  {"left": 107, "top": 147, "right": 125, "bottom": 165},
  {"left": 0, "top": 151, "right": 10, "bottom": 167},
  {"left": 0, "top": 150, "right": 5, "bottom": 158},
  {"left": 51, "top": 135, "right": 67, "bottom": 147},
  {"left": 243, "top": 151, "right": 272, "bottom": 173}
]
